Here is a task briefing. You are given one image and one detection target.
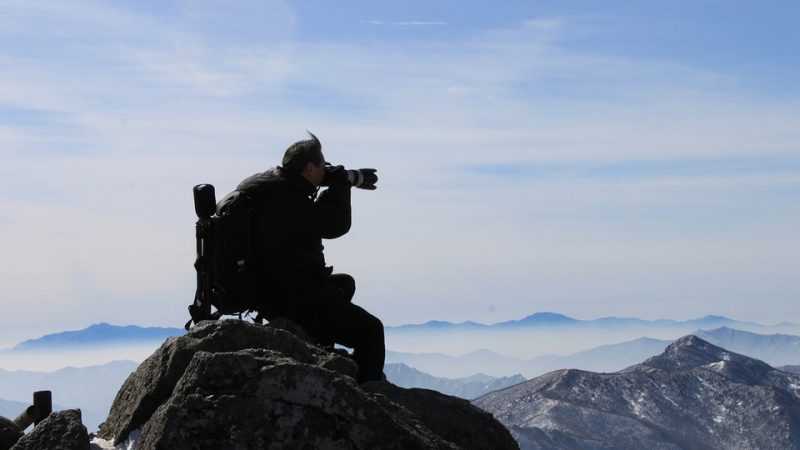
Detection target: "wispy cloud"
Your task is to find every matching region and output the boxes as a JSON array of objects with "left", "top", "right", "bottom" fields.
[
  {"left": 394, "top": 21, "right": 449, "bottom": 26},
  {"left": 363, "top": 20, "right": 449, "bottom": 26},
  {"left": 0, "top": 1, "right": 798, "bottom": 343}
]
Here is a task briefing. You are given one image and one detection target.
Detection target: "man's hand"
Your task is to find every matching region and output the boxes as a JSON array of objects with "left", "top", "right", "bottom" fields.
[{"left": 322, "top": 164, "right": 348, "bottom": 186}]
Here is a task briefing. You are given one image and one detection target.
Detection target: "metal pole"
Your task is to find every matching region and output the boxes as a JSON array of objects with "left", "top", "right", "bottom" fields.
[
  {"left": 32, "top": 391, "right": 52, "bottom": 426},
  {"left": 11, "top": 391, "right": 52, "bottom": 430},
  {"left": 13, "top": 405, "right": 37, "bottom": 431}
]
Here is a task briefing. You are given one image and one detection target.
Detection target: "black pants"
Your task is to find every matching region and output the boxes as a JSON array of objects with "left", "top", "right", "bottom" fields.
[{"left": 285, "top": 274, "right": 385, "bottom": 383}]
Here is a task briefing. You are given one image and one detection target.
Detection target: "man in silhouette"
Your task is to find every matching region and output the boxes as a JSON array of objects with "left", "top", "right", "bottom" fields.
[{"left": 236, "top": 132, "right": 384, "bottom": 383}]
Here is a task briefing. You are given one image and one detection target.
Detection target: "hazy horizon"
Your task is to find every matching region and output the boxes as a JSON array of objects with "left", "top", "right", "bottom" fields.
[
  {"left": 3, "top": 312, "right": 800, "bottom": 372},
  {"left": 3, "top": 309, "right": 799, "bottom": 350}
]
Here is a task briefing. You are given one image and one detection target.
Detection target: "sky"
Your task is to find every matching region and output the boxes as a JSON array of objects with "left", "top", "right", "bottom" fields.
[{"left": 1, "top": 0, "right": 798, "bottom": 346}]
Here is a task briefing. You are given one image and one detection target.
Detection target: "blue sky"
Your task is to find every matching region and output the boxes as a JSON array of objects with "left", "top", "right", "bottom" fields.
[{"left": 0, "top": 0, "right": 798, "bottom": 345}]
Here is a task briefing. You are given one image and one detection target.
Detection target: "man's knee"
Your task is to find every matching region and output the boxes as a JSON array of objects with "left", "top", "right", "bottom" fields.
[{"left": 330, "top": 273, "right": 356, "bottom": 300}]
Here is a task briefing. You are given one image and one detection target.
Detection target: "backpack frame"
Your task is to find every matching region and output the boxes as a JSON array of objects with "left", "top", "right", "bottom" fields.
[{"left": 186, "top": 184, "right": 260, "bottom": 329}]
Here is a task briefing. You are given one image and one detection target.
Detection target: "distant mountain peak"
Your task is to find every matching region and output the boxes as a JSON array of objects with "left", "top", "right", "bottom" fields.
[
  {"left": 640, "top": 335, "right": 732, "bottom": 369},
  {"left": 11, "top": 323, "right": 185, "bottom": 351},
  {"left": 519, "top": 312, "right": 578, "bottom": 323},
  {"left": 672, "top": 334, "right": 710, "bottom": 348},
  {"left": 631, "top": 335, "right": 776, "bottom": 381},
  {"left": 696, "top": 314, "right": 731, "bottom": 321},
  {"left": 475, "top": 332, "right": 800, "bottom": 450}
]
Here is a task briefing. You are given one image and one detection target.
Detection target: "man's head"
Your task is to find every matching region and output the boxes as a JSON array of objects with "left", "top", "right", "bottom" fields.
[{"left": 282, "top": 131, "right": 326, "bottom": 187}]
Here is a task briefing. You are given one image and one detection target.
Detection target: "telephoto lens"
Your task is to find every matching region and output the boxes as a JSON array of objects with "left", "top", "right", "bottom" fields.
[{"left": 346, "top": 168, "right": 378, "bottom": 190}]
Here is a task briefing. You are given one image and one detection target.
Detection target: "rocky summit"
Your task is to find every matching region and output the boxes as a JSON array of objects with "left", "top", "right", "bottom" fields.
[
  {"left": 474, "top": 335, "right": 800, "bottom": 450},
  {"left": 96, "top": 319, "right": 518, "bottom": 450}
]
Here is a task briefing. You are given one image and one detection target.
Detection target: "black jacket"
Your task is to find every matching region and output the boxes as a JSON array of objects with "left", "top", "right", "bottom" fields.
[{"left": 236, "top": 167, "right": 351, "bottom": 307}]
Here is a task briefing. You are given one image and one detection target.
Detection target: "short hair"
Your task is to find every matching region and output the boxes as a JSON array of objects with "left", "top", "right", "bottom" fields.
[{"left": 282, "top": 131, "right": 324, "bottom": 174}]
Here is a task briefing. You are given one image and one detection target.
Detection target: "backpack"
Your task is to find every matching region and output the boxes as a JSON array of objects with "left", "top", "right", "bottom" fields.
[{"left": 186, "top": 184, "right": 261, "bottom": 329}]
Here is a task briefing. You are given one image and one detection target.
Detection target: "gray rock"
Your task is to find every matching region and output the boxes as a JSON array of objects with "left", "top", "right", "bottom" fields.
[
  {"left": 98, "top": 319, "right": 518, "bottom": 449},
  {"left": 474, "top": 335, "right": 800, "bottom": 450},
  {"left": 10, "top": 409, "right": 89, "bottom": 450},
  {"left": 137, "top": 349, "right": 453, "bottom": 449},
  {"left": 97, "top": 319, "right": 357, "bottom": 444},
  {"left": 363, "top": 381, "right": 519, "bottom": 450},
  {"left": 0, "top": 416, "right": 22, "bottom": 450}
]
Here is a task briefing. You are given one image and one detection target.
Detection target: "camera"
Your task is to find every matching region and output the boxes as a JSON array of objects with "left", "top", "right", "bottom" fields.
[{"left": 323, "top": 164, "right": 378, "bottom": 190}]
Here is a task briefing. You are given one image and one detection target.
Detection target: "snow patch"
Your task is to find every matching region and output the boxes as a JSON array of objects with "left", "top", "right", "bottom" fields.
[
  {"left": 662, "top": 394, "right": 679, "bottom": 408},
  {"left": 90, "top": 429, "right": 140, "bottom": 450},
  {"left": 713, "top": 404, "right": 728, "bottom": 424},
  {"left": 631, "top": 392, "right": 647, "bottom": 416}
]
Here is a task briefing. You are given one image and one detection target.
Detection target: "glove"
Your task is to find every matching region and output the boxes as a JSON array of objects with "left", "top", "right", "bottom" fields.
[
  {"left": 346, "top": 168, "right": 378, "bottom": 190},
  {"left": 322, "top": 164, "right": 348, "bottom": 186}
]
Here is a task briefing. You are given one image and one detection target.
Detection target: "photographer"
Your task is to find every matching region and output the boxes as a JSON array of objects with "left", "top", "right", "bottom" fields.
[{"left": 235, "top": 132, "right": 384, "bottom": 383}]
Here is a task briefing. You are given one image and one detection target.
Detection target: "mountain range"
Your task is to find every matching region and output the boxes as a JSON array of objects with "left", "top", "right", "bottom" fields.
[
  {"left": 385, "top": 312, "right": 800, "bottom": 357},
  {"left": 6, "top": 323, "right": 184, "bottom": 351},
  {"left": 384, "top": 363, "right": 526, "bottom": 399},
  {"left": 7, "top": 313, "right": 798, "bottom": 355},
  {"left": 388, "top": 327, "right": 800, "bottom": 378},
  {"left": 6, "top": 321, "right": 798, "bottom": 380},
  {"left": 387, "top": 311, "right": 800, "bottom": 333},
  {"left": 3, "top": 319, "right": 800, "bottom": 446},
  {"left": 474, "top": 335, "right": 800, "bottom": 449},
  {"left": 0, "top": 360, "right": 139, "bottom": 431}
]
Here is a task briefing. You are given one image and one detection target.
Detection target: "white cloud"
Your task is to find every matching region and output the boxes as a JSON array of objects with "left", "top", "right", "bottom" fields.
[
  {"left": 393, "top": 21, "right": 449, "bottom": 26},
  {"left": 0, "top": 3, "right": 798, "bottom": 345},
  {"left": 362, "top": 20, "right": 448, "bottom": 26}
]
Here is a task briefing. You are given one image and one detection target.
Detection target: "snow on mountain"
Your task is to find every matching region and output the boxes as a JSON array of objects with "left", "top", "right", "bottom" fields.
[{"left": 474, "top": 336, "right": 800, "bottom": 450}]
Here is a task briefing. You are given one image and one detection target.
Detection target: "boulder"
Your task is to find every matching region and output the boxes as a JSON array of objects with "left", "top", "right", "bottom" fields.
[
  {"left": 97, "top": 319, "right": 518, "bottom": 449},
  {"left": 10, "top": 410, "right": 89, "bottom": 450},
  {"left": 137, "top": 349, "right": 452, "bottom": 449},
  {"left": 0, "top": 416, "right": 22, "bottom": 450},
  {"left": 364, "top": 381, "right": 519, "bottom": 450},
  {"left": 98, "top": 319, "right": 357, "bottom": 444}
]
